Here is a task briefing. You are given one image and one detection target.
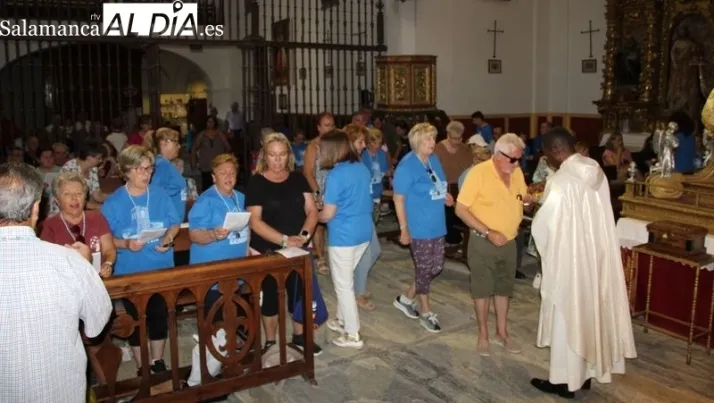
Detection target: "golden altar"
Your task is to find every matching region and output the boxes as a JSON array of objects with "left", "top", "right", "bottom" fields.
[{"left": 374, "top": 55, "right": 437, "bottom": 119}]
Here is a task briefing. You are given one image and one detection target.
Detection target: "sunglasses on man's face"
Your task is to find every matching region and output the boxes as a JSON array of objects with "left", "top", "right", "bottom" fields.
[{"left": 499, "top": 151, "right": 522, "bottom": 164}]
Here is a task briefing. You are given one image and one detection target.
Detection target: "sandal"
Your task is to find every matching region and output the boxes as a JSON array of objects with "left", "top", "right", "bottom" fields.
[
  {"left": 317, "top": 258, "right": 329, "bottom": 275},
  {"left": 357, "top": 298, "right": 376, "bottom": 311}
]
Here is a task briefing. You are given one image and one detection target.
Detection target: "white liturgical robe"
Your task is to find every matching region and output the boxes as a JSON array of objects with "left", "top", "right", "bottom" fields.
[{"left": 531, "top": 154, "right": 637, "bottom": 392}]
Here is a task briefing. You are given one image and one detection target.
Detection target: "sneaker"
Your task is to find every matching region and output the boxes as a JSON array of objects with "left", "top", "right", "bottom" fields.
[
  {"left": 492, "top": 336, "right": 522, "bottom": 354},
  {"left": 150, "top": 359, "right": 167, "bottom": 373},
  {"left": 332, "top": 333, "right": 364, "bottom": 349},
  {"left": 393, "top": 295, "right": 419, "bottom": 319},
  {"left": 532, "top": 273, "right": 542, "bottom": 289},
  {"left": 420, "top": 312, "right": 442, "bottom": 333},
  {"left": 291, "top": 334, "right": 323, "bottom": 356},
  {"left": 326, "top": 318, "right": 346, "bottom": 334},
  {"left": 263, "top": 340, "right": 276, "bottom": 352}
]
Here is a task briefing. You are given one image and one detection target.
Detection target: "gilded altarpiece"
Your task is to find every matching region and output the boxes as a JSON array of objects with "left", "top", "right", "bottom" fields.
[
  {"left": 374, "top": 55, "right": 437, "bottom": 115},
  {"left": 597, "top": 0, "right": 714, "bottom": 133}
]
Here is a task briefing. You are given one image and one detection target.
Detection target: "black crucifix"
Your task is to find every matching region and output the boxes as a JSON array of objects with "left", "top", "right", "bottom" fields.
[
  {"left": 581, "top": 20, "right": 600, "bottom": 58},
  {"left": 486, "top": 20, "right": 504, "bottom": 58}
]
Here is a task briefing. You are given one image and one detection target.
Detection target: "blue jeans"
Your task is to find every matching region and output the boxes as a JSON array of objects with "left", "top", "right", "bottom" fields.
[{"left": 354, "top": 227, "right": 380, "bottom": 296}]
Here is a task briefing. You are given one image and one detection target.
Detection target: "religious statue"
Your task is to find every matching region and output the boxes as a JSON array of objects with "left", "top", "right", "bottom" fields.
[
  {"left": 667, "top": 24, "right": 708, "bottom": 127},
  {"left": 652, "top": 122, "right": 680, "bottom": 178},
  {"left": 614, "top": 36, "right": 641, "bottom": 87}
]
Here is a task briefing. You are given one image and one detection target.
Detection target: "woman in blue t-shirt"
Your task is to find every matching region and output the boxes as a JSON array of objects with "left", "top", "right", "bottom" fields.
[
  {"left": 392, "top": 123, "right": 453, "bottom": 334},
  {"left": 319, "top": 130, "right": 373, "bottom": 349},
  {"left": 145, "top": 127, "right": 188, "bottom": 222},
  {"left": 101, "top": 145, "right": 181, "bottom": 374}
]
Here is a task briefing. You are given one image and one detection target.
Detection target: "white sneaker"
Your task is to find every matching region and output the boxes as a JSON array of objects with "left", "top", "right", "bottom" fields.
[
  {"left": 532, "top": 273, "right": 542, "bottom": 289},
  {"left": 332, "top": 333, "right": 364, "bottom": 349},
  {"left": 326, "top": 319, "right": 345, "bottom": 335}
]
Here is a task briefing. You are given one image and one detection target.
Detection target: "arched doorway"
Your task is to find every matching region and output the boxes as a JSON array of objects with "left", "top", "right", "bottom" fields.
[{"left": 0, "top": 43, "right": 142, "bottom": 133}]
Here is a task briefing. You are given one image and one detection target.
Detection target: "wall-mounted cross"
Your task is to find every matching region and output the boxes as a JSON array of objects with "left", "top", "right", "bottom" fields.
[
  {"left": 486, "top": 20, "right": 504, "bottom": 59},
  {"left": 580, "top": 20, "right": 600, "bottom": 58}
]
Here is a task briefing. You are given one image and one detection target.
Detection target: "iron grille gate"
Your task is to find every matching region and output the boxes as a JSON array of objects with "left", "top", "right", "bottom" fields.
[{"left": 0, "top": 0, "right": 386, "bottom": 162}]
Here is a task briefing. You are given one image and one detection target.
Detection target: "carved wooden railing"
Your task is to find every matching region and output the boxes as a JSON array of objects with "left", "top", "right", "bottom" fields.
[{"left": 88, "top": 254, "right": 315, "bottom": 402}]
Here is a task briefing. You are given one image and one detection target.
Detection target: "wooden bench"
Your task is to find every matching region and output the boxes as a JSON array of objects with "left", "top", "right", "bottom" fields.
[{"left": 88, "top": 255, "right": 316, "bottom": 402}]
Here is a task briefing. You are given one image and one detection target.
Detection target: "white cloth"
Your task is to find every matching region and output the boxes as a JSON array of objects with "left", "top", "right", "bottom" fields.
[
  {"left": 532, "top": 154, "right": 637, "bottom": 392},
  {"left": 328, "top": 242, "right": 368, "bottom": 335},
  {"left": 616, "top": 217, "right": 714, "bottom": 271},
  {"left": 0, "top": 226, "right": 112, "bottom": 403}
]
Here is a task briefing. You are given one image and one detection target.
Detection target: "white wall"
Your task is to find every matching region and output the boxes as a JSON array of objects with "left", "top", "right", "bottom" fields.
[{"left": 383, "top": 0, "right": 606, "bottom": 116}]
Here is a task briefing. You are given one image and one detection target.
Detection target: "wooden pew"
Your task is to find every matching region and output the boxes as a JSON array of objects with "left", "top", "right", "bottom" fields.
[{"left": 88, "top": 255, "right": 316, "bottom": 402}]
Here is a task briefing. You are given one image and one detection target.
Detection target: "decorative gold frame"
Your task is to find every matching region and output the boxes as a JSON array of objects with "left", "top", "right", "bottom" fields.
[
  {"left": 596, "top": 0, "right": 714, "bottom": 133},
  {"left": 374, "top": 55, "right": 436, "bottom": 112}
]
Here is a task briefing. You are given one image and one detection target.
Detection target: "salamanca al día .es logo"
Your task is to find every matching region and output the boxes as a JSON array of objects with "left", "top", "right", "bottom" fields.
[{"left": 102, "top": 0, "right": 224, "bottom": 37}]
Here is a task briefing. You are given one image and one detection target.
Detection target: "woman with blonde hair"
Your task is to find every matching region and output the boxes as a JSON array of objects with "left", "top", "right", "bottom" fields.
[
  {"left": 101, "top": 145, "right": 182, "bottom": 374},
  {"left": 145, "top": 127, "right": 188, "bottom": 221},
  {"left": 245, "top": 132, "right": 323, "bottom": 355},
  {"left": 392, "top": 123, "right": 453, "bottom": 333}
]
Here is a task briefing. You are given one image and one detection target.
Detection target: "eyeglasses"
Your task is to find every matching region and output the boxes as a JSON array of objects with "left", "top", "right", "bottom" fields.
[
  {"left": 499, "top": 151, "right": 522, "bottom": 164},
  {"left": 426, "top": 167, "right": 437, "bottom": 183},
  {"left": 68, "top": 225, "right": 86, "bottom": 244},
  {"left": 134, "top": 165, "right": 154, "bottom": 175}
]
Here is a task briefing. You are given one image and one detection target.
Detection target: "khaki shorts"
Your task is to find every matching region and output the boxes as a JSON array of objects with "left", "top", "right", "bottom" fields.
[{"left": 466, "top": 234, "right": 517, "bottom": 298}]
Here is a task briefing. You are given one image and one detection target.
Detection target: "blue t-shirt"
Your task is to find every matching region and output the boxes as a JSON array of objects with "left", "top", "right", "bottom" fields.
[
  {"left": 393, "top": 152, "right": 447, "bottom": 240},
  {"left": 477, "top": 124, "right": 493, "bottom": 144},
  {"left": 189, "top": 185, "right": 249, "bottom": 265},
  {"left": 323, "top": 161, "right": 373, "bottom": 247},
  {"left": 101, "top": 185, "right": 181, "bottom": 276},
  {"left": 293, "top": 143, "right": 307, "bottom": 167},
  {"left": 361, "top": 148, "right": 390, "bottom": 200},
  {"left": 151, "top": 155, "right": 187, "bottom": 222},
  {"left": 675, "top": 132, "right": 696, "bottom": 173}
]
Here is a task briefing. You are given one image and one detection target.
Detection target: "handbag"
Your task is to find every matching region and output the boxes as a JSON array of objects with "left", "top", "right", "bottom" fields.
[{"left": 291, "top": 254, "right": 329, "bottom": 327}]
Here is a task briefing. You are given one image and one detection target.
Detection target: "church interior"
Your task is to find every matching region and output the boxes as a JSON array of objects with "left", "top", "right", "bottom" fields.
[{"left": 1, "top": 0, "right": 714, "bottom": 402}]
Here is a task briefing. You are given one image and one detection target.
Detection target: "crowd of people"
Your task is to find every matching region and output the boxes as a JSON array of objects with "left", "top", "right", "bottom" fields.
[{"left": 0, "top": 108, "right": 641, "bottom": 401}]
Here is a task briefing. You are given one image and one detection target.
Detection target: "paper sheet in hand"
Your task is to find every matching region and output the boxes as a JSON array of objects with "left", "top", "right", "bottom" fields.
[
  {"left": 92, "top": 252, "right": 101, "bottom": 273},
  {"left": 137, "top": 228, "right": 167, "bottom": 243},
  {"left": 222, "top": 212, "right": 251, "bottom": 232},
  {"left": 275, "top": 247, "right": 310, "bottom": 258}
]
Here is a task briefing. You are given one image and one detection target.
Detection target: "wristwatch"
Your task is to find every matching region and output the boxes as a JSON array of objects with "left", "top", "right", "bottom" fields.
[
  {"left": 300, "top": 229, "right": 310, "bottom": 238},
  {"left": 280, "top": 234, "right": 288, "bottom": 248}
]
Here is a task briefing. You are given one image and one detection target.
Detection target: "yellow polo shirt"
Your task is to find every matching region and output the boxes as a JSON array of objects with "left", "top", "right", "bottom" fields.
[{"left": 457, "top": 160, "right": 527, "bottom": 241}]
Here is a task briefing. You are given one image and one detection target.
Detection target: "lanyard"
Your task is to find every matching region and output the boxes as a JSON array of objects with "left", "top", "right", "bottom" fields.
[
  {"left": 126, "top": 185, "right": 150, "bottom": 219},
  {"left": 422, "top": 156, "right": 442, "bottom": 183},
  {"left": 59, "top": 212, "right": 86, "bottom": 242},
  {"left": 214, "top": 186, "right": 240, "bottom": 212}
]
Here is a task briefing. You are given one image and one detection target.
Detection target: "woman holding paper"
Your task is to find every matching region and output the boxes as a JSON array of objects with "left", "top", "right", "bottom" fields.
[
  {"left": 188, "top": 153, "right": 249, "bottom": 263},
  {"left": 318, "top": 130, "right": 373, "bottom": 349},
  {"left": 245, "top": 132, "right": 322, "bottom": 355},
  {"left": 145, "top": 127, "right": 188, "bottom": 222},
  {"left": 40, "top": 171, "right": 115, "bottom": 278},
  {"left": 101, "top": 145, "right": 181, "bottom": 374}
]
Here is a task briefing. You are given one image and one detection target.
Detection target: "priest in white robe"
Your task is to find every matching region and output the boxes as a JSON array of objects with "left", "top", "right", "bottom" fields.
[{"left": 530, "top": 128, "right": 637, "bottom": 399}]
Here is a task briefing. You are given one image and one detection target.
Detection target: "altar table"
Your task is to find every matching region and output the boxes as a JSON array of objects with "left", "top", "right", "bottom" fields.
[
  {"left": 617, "top": 217, "right": 714, "bottom": 351},
  {"left": 629, "top": 244, "right": 714, "bottom": 364}
]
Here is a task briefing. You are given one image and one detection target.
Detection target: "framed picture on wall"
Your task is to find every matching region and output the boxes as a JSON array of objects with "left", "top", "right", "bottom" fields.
[
  {"left": 488, "top": 59, "right": 501, "bottom": 74},
  {"left": 582, "top": 59, "right": 597, "bottom": 74}
]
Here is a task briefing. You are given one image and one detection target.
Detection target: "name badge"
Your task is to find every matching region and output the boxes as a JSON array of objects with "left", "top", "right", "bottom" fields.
[
  {"left": 431, "top": 180, "right": 447, "bottom": 200},
  {"left": 181, "top": 187, "right": 188, "bottom": 201}
]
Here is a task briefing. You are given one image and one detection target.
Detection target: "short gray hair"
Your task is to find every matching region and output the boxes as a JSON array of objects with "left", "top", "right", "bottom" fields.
[
  {"left": 408, "top": 123, "right": 438, "bottom": 151},
  {"left": 52, "top": 171, "right": 88, "bottom": 200},
  {"left": 493, "top": 133, "right": 526, "bottom": 155},
  {"left": 0, "top": 163, "right": 43, "bottom": 224}
]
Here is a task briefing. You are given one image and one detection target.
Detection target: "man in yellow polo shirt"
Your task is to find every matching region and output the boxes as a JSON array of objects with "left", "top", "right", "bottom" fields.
[{"left": 456, "top": 133, "right": 532, "bottom": 357}]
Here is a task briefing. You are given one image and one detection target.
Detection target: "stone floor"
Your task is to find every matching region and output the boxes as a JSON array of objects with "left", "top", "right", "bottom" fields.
[{"left": 116, "top": 237, "right": 714, "bottom": 403}]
